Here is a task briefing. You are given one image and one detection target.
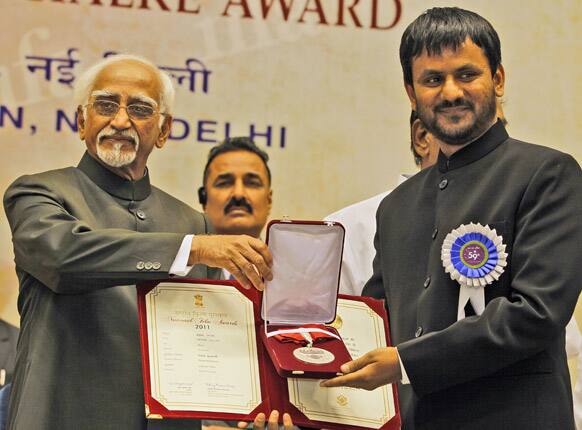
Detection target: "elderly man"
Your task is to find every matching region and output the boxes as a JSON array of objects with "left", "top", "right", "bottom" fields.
[
  {"left": 3, "top": 55, "right": 272, "bottom": 430},
  {"left": 322, "top": 7, "right": 582, "bottom": 429}
]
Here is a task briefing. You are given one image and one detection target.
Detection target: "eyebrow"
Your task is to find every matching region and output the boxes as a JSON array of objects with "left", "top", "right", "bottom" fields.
[
  {"left": 420, "top": 63, "right": 481, "bottom": 76},
  {"left": 212, "top": 172, "right": 265, "bottom": 182},
  {"left": 90, "top": 90, "right": 158, "bottom": 107},
  {"left": 243, "top": 172, "right": 264, "bottom": 181},
  {"left": 91, "top": 90, "right": 116, "bottom": 99},
  {"left": 456, "top": 63, "right": 481, "bottom": 71},
  {"left": 130, "top": 94, "right": 158, "bottom": 107},
  {"left": 213, "top": 173, "right": 235, "bottom": 183},
  {"left": 418, "top": 69, "right": 442, "bottom": 79}
]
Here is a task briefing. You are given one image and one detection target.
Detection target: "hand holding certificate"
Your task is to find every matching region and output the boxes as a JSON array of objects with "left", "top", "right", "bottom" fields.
[{"left": 236, "top": 410, "right": 295, "bottom": 430}]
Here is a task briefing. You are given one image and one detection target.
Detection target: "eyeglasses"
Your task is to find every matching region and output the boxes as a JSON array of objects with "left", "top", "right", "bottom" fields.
[{"left": 86, "top": 100, "right": 163, "bottom": 120}]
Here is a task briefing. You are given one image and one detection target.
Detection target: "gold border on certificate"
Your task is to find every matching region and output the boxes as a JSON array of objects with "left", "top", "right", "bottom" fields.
[
  {"left": 146, "top": 282, "right": 261, "bottom": 414},
  {"left": 287, "top": 299, "right": 396, "bottom": 428}
]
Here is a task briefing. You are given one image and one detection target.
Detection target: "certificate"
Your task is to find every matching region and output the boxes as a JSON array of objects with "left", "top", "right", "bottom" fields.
[
  {"left": 288, "top": 298, "right": 398, "bottom": 429},
  {"left": 144, "top": 281, "right": 261, "bottom": 415},
  {"left": 138, "top": 281, "right": 400, "bottom": 428}
]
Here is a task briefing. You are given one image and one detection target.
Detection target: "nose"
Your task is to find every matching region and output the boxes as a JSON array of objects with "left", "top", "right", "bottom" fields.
[
  {"left": 441, "top": 76, "right": 464, "bottom": 102},
  {"left": 110, "top": 106, "right": 132, "bottom": 130},
  {"left": 233, "top": 179, "right": 246, "bottom": 198}
]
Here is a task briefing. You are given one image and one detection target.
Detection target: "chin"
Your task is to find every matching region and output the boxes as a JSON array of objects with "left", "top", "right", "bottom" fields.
[
  {"left": 439, "top": 120, "right": 476, "bottom": 137},
  {"left": 96, "top": 147, "right": 137, "bottom": 168},
  {"left": 222, "top": 224, "right": 260, "bottom": 237}
]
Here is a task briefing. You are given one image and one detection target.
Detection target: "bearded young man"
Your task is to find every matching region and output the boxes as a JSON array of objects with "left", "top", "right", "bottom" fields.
[
  {"left": 322, "top": 7, "right": 582, "bottom": 429},
  {"left": 3, "top": 54, "right": 273, "bottom": 430}
]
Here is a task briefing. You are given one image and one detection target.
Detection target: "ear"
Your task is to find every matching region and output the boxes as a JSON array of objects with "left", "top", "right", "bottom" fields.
[
  {"left": 266, "top": 189, "right": 273, "bottom": 214},
  {"left": 411, "top": 119, "right": 430, "bottom": 158},
  {"left": 155, "top": 115, "right": 172, "bottom": 149},
  {"left": 493, "top": 64, "right": 505, "bottom": 98},
  {"left": 405, "top": 83, "right": 417, "bottom": 111},
  {"left": 77, "top": 106, "right": 86, "bottom": 141}
]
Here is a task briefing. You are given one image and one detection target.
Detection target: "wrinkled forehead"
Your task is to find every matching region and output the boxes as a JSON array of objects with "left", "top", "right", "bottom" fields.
[{"left": 91, "top": 60, "right": 162, "bottom": 104}]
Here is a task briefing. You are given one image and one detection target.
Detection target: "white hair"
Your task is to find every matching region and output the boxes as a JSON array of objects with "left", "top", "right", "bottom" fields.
[{"left": 73, "top": 54, "right": 175, "bottom": 115}]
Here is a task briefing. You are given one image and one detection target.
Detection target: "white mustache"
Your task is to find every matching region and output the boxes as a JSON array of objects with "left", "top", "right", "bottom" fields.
[{"left": 97, "top": 127, "right": 140, "bottom": 146}]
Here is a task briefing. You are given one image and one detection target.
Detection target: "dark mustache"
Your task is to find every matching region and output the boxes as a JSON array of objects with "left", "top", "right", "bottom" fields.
[
  {"left": 224, "top": 196, "right": 253, "bottom": 215},
  {"left": 435, "top": 99, "right": 473, "bottom": 111}
]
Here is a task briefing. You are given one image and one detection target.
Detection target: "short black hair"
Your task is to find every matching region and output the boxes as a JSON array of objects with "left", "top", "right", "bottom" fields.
[
  {"left": 400, "top": 7, "right": 502, "bottom": 86},
  {"left": 202, "top": 137, "right": 271, "bottom": 186}
]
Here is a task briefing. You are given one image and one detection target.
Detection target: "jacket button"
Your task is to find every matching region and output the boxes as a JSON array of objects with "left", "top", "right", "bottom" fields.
[
  {"left": 144, "top": 262, "right": 153, "bottom": 270},
  {"left": 152, "top": 262, "right": 161, "bottom": 270},
  {"left": 423, "top": 276, "right": 431, "bottom": 288},
  {"left": 136, "top": 261, "right": 145, "bottom": 270},
  {"left": 415, "top": 326, "right": 423, "bottom": 338},
  {"left": 432, "top": 228, "right": 438, "bottom": 239},
  {"left": 438, "top": 179, "right": 448, "bottom": 190},
  {"left": 136, "top": 210, "right": 147, "bottom": 220}
]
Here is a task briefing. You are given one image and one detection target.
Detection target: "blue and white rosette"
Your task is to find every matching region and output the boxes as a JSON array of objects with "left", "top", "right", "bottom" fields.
[{"left": 441, "top": 223, "right": 508, "bottom": 321}]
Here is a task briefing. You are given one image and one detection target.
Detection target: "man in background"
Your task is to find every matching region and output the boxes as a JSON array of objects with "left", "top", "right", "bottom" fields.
[
  {"left": 198, "top": 137, "right": 294, "bottom": 430},
  {"left": 199, "top": 137, "right": 272, "bottom": 240}
]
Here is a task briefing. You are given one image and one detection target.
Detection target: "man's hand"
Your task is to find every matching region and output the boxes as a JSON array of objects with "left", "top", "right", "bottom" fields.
[
  {"left": 237, "top": 410, "right": 294, "bottom": 430},
  {"left": 189, "top": 235, "right": 273, "bottom": 290},
  {"left": 320, "top": 347, "right": 402, "bottom": 391}
]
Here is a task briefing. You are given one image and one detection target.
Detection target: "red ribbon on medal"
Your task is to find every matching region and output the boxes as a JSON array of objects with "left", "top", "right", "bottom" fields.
[{"left": 270, "top": 324, "right": 339, "bottom": 346}]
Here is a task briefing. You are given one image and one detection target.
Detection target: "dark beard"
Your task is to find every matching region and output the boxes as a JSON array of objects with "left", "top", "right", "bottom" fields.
[{"left": 417, "top": 91, "right": 497, "bottom": 146}]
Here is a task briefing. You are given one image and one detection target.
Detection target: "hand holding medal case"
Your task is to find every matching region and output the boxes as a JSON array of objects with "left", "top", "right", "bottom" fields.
[{"left": 260, "top": 219, "right": 352, "bottom": 378}]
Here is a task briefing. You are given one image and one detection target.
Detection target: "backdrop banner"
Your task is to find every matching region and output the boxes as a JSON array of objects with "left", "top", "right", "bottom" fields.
[{"left": 1, "top": 0, "right": 581, "bottom": 323}]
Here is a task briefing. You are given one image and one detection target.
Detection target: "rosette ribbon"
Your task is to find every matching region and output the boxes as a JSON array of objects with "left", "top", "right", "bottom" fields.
[{"left": 441, "top": 223, "right": 508, "bottom": 321}]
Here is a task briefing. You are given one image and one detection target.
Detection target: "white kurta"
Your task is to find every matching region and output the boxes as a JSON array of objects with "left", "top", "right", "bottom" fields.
[{"left": 324, "top": 174, "right": 409, "bottom": 295}]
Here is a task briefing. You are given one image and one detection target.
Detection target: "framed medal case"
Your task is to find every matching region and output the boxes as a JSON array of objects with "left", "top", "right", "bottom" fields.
[{"left": 261, "top": 220, "right": 353, "bottom": 378}]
